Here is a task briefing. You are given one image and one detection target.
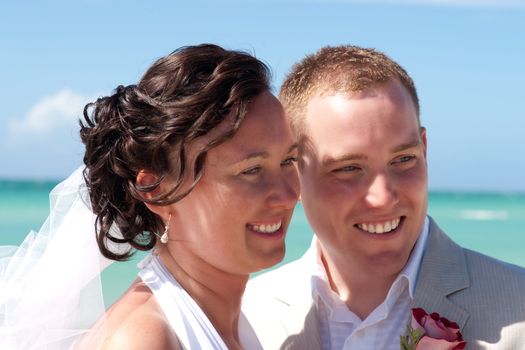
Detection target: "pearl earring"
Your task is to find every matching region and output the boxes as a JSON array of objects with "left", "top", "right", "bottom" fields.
[{"left": 160, "top": 213, "right": 171, "bottom": 244}]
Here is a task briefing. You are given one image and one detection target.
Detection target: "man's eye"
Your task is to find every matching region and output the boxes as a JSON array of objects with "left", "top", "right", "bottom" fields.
[
  {"left": 333, "top": 165, "right": 360, "bottom": 173},
  {"left": 241, "top": 166, "right": 262, "bottom": 176},
  {"left": 281, "top": 157, "right": 298, "bottom": 167},
  {"left": 396, "top": 155, "right": 416, "bottom": 164}
]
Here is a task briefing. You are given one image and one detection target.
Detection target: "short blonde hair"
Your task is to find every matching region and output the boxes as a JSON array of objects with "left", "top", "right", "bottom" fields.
[{"left": 279, "top": 45, "right": 419, "bottom": 136}]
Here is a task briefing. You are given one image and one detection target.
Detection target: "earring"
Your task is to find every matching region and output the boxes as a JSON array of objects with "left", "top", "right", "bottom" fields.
[{"left": 160, "top": 213, "right": 171, "bottom": 244}]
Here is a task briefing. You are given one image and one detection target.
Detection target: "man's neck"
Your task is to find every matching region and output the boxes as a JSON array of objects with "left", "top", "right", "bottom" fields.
[{"left": 321, "top": 251, "right": 399, "bottom": 320}]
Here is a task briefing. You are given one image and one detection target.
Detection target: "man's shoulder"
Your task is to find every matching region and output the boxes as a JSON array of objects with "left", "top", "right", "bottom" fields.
[
  {"left": 243, "top": 254, "right": 314, "bottom": 317},
  {"left": 416, "top": 219, "right": 525, "bottom": 347},
  {"left": 243, "top": 255, "right": 321, "bottom": 350},
  {"left": 424, "top": 218, "right": 525, "bottom": 305},
  {"left": 462, "top": 247, "right": 525, "bottom": 284},
  {"left": 250, "top": 256, "right": 309, "bottom": 288},
  {"left": 451, "top": 247, "right": 525, "bottom": 347},
  {"left": 245, "top": 255, "right": 312, "bottom": 303},
  {"left": 427, "top": 217, "right": 525, "bottom": 286}
]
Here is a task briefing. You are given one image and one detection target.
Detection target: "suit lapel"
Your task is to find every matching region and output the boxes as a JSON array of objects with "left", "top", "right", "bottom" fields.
[
  {"left": 412, "top": 217, "right": 470, "bottom": 329},
  {"left": 279, "top": 300, "right": 322, "bottom": 350},
  {"left": 273, "top": 252, "right": 322, "bottom": 350}
]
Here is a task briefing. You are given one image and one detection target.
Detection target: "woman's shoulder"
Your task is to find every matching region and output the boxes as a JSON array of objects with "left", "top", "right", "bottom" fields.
[{"left": 100, "top": 279, "right": 181, "bottom": 350}]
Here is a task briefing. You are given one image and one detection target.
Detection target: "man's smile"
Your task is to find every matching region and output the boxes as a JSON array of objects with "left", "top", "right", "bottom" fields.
[{"left": 355, "top": 217, "right": 402, "bottom": 234}]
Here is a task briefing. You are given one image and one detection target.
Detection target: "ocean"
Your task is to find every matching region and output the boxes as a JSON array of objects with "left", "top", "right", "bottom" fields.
[{"left": 1, "top": 179, "right": 524, "bottom": 306}]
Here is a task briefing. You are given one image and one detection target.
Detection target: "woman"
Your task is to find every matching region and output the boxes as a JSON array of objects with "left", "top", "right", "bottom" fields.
[{"left": 1, "top": 44, "right": 299, "bottom": 349}]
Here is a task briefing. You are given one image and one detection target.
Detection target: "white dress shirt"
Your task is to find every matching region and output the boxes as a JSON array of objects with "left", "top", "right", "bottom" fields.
[{"left": 311, "top": 217, "right": 430, "bottom": 350}]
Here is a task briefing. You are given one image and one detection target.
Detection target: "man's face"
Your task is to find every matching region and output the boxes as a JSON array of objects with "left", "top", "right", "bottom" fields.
[{"left": 298, "top": 80, "right": 428, "bottom": 278}]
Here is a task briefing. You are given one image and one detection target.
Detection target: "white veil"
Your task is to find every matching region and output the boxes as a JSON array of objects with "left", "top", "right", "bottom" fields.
[{"left": 0, "top": 166, "right": 117, "bottom": 349}]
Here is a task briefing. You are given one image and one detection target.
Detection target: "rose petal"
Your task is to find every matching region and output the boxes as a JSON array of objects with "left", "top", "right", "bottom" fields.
[
  {"left": 408, "top": 308, "right": 466, "bottom": 349},
  {"left": 416, "top": 336, "right": 466, "bottom": 350},
  {"left": 421, "top": 317, "right": 459, "bottom": 341},
  {"left": 412, "top": 308, "right": 428, "bottom": 323},
  {"left": 440, "top": 317, "right": 460, "bottom": 330},
  {"left": 411, "top": 308, "right": 428, "bottom": 330}
]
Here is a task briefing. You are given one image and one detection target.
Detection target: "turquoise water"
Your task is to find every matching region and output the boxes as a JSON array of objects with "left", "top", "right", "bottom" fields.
[{"left": 1, "top": 179, "right": 524, "bottom": 306}]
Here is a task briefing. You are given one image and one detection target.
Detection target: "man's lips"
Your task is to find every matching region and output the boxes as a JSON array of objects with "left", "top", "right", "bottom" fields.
[{"left": 355, "top": 217, "right": 403, "bottom": 234}]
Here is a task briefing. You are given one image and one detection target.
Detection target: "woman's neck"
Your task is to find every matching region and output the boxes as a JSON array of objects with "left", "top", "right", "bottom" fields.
[{"left": 156, "top": 246, "right": 249, "bottom": 349}]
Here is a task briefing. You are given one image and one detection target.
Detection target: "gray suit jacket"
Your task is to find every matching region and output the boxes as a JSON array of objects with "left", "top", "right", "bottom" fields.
[{"left": 242, "top": 217, "right": 525, "bottom": 349}]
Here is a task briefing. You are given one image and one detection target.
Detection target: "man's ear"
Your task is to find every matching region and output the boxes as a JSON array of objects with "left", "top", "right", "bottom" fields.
[
  {"left": 136, "top": 170, "right": 170, "bottom": 217},
  {"left": 420, "top": 127, "right": 427, "bottom": 159}
]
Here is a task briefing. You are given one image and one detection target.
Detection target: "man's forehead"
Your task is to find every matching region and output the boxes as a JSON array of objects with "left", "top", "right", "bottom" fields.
[
  {"left": 303, "top": 78, "right": 419, "bottom": 117},
  {"left": 309, "top": 79, "right": 400, "bottom": 101},
  {"left": 304, "top": 85, "right": 419, "bottom": 122}
]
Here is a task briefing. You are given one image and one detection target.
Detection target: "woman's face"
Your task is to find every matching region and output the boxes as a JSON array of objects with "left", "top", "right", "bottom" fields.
[{"left": 167, "top": 91, "right": 299, "bottom": 274}]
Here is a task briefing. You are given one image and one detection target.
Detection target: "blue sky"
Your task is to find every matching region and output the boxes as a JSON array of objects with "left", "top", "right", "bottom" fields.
[{"left": 1, "top": 0, "right": 524, "bottom": 192}]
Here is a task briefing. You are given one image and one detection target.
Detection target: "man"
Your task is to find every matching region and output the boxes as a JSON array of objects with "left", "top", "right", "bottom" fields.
[{"left": 243, "top": 45, "right": 525, "bottom": 349}]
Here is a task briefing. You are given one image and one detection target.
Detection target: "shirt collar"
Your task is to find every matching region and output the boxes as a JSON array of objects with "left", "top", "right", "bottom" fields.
[{"left": 398, "top": 215, "right": 430, "bottom": 298}]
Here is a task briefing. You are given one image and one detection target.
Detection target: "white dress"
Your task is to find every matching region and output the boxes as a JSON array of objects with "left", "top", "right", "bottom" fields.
[{"left": 138, "top": 254, "right": 262, "bottom": 350}]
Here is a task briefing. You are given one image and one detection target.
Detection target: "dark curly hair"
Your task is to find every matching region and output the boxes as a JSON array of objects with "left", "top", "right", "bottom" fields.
[{"left": 80, "top": 44, "right": 271, "bottom": 261}]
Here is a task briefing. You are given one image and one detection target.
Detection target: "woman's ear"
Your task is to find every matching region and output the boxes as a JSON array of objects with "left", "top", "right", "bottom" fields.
[
  {"left": 136, "top": 170, "right": 159, "bottom": 197},
  {"left": 136, "top": 170, "right": 169, "bottom": 217}
]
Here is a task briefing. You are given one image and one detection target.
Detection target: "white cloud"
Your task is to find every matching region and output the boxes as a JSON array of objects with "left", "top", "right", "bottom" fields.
[{"left": 8, "top": 89, "right": 96, "bottom": 135}]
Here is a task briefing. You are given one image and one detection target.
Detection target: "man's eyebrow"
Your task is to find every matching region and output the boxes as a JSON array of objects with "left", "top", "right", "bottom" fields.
[
  {"left": 321, "top": 153, "right": 367, "bottom": 168},
  {"left": 391, "top": 139, "right": 422, "bottom": 153},
  {"left": 320, "top": 139, "right": 422, "bottom": 167},
  {"left": 287, "top": 143, "right": 299, "bottom": 154}
]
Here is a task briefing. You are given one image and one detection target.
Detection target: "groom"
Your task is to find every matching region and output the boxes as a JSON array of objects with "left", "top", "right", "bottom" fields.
[{"left": 243, "top": 45, "right": 525, "bottom": 349}]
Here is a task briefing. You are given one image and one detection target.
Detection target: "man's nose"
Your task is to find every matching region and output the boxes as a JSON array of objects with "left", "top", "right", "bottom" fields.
[{"left": 364, "top": 174, "right": 398, "bottom": 209}]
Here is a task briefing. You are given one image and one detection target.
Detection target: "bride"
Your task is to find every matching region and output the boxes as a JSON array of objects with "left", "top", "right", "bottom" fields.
[{"left": 0, "top": 44, "right": 299, "bottom": 349}]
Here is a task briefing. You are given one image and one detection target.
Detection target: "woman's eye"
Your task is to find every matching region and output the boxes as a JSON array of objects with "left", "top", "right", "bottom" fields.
[
  {"left": 241, "top": 166, "right": 262, "bottom": 176},
  {"left": 281, "top": 157, "right": 297, "bottom": 167}
]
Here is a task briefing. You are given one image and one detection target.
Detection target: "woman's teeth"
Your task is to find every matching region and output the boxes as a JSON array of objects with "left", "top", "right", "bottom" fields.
[
  {"left": 357, "top": 217, "right": 401, "bottom": 234},
  {"left": 248, "top": 221, "right": 282, "bottom": 234}
]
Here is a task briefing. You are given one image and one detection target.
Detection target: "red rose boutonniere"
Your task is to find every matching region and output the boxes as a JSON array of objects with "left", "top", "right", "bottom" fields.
[{"left": 400, "top": 308, "right": 467, "bottom": 350}]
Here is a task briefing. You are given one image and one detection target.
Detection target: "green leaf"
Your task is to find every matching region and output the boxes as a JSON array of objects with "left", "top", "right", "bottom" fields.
[{"left": 401, "top": 322, "right": 426, "bottom": 350}]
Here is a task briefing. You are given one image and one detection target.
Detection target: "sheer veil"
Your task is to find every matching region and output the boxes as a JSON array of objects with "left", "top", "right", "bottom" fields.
[{"left": 0, "top": 166, "right": 121, "bottom": 349}]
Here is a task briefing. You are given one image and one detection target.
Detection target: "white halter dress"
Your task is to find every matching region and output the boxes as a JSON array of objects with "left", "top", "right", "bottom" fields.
[{"left": 138, "top": 254, "right": 262, "bottom": 350}]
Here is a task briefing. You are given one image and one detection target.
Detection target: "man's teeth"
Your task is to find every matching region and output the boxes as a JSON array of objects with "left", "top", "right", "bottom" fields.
[
  {"left": 249, "top": 222, "right": 282, "bottom": 233},
  {"left": 357, "top": 218, "right": 401, "bottom": 234}
]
